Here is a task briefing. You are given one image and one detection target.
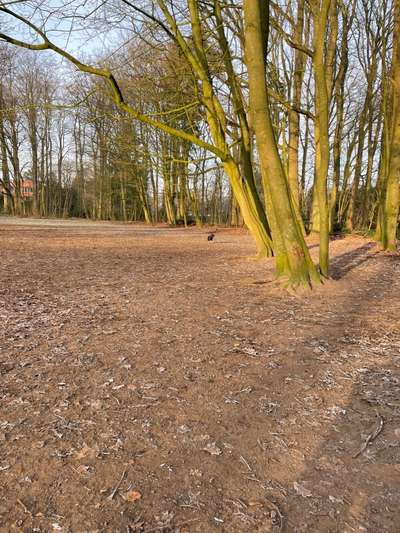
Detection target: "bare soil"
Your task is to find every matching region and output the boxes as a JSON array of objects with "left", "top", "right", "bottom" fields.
[{"left": 1, "top": 217, "right": 399, "bottom": 533}]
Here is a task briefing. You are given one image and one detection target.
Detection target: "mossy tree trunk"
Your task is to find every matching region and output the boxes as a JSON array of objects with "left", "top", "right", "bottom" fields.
[
  {"left": 158, "top": 0, "right": 274, "bottom": 257},
  {"left": 287, "top": 1, "right": 306, "bottom": 232},
  {"left": 244, "top": 0, "right": 321, "bottom": 287},
  {"left": 311, "top": 0, "right": 332, "bottom": 278},
  {"left": 379, "top": 0, "right": 400, "bottom": 251}
]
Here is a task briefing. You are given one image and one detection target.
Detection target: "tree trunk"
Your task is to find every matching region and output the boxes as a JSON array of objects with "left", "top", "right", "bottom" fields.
[
  {"left": 287, "top": 1, "right": 305, "bottom": 225},
  {"left": 380, "top": 0, "right": 400, "bottom": 250},
  {"left": 244, "top": 0, "right": 320, "bottom": 287}
]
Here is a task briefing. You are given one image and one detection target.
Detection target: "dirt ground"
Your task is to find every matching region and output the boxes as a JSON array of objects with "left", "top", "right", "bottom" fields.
[{"left": 1, "top": 217, "right": 399, "bottom": 533}]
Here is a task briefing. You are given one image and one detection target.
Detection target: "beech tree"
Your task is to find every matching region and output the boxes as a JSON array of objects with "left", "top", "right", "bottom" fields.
[
  {"left": 243, "top": 0, "right": 321, "bottom": 287},
  {"left": 377, "top": 0, "right": 400, "bottom": 250}
]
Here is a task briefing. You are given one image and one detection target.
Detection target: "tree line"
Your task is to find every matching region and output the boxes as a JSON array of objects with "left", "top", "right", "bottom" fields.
[
  {"left": 0, "top": 0, "right": 399, "bottom": 287},
  {"left": 0, "top": 46, "right": 231, "bottom": 224}
]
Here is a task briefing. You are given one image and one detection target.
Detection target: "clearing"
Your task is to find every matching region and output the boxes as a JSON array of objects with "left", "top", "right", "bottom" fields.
[{"left": 0, "top": 218, "right": 399, "bottom": 532}]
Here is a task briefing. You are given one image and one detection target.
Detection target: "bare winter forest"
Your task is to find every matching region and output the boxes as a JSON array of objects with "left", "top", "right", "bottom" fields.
[{"left": 0, "top": 1, "right": 400, "bottom": 532}]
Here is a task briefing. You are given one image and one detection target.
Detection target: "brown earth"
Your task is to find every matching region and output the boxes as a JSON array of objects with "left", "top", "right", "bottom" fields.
[{"left": 0, "top": 217, "right": 399, "bottom": 533}]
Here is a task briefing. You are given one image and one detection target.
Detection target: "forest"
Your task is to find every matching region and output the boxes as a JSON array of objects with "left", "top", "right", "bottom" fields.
[
  {"left": 0, "top": 0, "right": 399, "bottom": 288},
  {"left": 1, "top": 1, "right": 400, "bottom": 532}
]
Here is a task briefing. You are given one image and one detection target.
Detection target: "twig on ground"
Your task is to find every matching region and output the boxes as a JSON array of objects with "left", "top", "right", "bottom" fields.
[
  {"left": 353, "top": 415, "right": 384, "bottom": 458},
  {"left": 239, "top": 455, "right": 252, "bottom": 471},
  {"left": 265, "top": 497, "right": 284, "bottom": 532},
  {"left": 17, "top": 499, "right": 32, "bottom": 516},
  {"left": 107, "top": 469, "right": 127, "bottom": 500}
]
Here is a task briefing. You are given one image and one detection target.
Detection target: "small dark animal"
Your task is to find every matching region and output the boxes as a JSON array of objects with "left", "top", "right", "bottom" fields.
[{"left": 207, "top": 232, "right": 215, "bottom": 242}]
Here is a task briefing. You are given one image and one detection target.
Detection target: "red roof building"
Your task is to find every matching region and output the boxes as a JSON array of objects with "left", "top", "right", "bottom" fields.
[{"left": 21, "top": 179, "right": 34, "bottom": 198}]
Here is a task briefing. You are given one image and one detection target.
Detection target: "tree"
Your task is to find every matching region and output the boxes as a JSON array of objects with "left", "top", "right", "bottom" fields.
[
  {"left": 243, "top": 0, "right": 321, "bottom": 287},
  {"left": 377, "top": 0, "right": 400, "bottom": 250}
]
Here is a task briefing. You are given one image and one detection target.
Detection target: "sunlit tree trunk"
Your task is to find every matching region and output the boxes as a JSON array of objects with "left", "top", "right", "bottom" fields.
[
  {"left": 244, "top": 0, "right": 320, "bottom": 287},
  {"left": 330, "top": 1, "right": 350, "bottom": 231},
  {"left": 287, "top": 1, "right": 306, "bottom": 226},
  {"left": 379, "top": 0, "right": 400, "bottom": 250},
  {"left": 158, "top": 0, "right": 273, "bottom": 256},
  {"left": 311, "top": 0, "right": 331, "bottom": 277}
]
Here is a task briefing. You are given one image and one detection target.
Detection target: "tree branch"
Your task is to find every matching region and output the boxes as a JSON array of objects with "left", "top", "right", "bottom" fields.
[{"left": 0, "top": 7, "right": 227, "bottom": 160}]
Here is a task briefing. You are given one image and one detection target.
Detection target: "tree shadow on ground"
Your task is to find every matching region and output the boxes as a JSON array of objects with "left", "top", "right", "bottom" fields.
[
  {"left": 282, "top": 253, "right": 400, "bottom": 533},
  {"left": 196, "top": 241, "right": 399, "bottom": 533},
  {"left": 329, "top": 241, "right": 378, "bottom": 279},
  {"left": 308, "top": 234, "right": 347, "bottom": 251}
]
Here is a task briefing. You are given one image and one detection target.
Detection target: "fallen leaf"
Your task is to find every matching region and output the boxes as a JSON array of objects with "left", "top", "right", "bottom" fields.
[
  {"left": 76, "top": 464, "right": 93, "bottom": 475},
  {"left": 293, "top": 481, "right": 312, "bottom": 498},
  {"left": 76, "top": 442, "right": 99, "bottom": 460},
  {"left": 202, "top": 442, "right": 222, "bottom": 456},
  {"left": 123, "top": 490, "right": 142, "bottom": 502},
  {"left": 248, "top": 500, "right": 264, "bottom": 507}
]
